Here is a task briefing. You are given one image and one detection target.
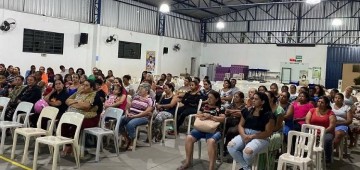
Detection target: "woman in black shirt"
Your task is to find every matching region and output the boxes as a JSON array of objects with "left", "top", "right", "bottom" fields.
[
  {"left": 44, "top": 79, "right": 69, "bottom": 119},
  {"left": 227, "top": 92, "right": 275, "bottom": 170},
  {"left": 176, "top": 80, "right": 202, "bottom": 131}
]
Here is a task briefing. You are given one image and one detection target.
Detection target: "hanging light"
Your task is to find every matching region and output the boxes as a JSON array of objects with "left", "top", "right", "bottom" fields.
[
  {"left": 159, "top": 4, "right": 170, "bottom": 13},
  {"left": 306, "top": 0, "right": 321, "bottom": 4},
  {"left": 216, "top": 21, "right": 225, "bottom": 30},
  {"left": 332, "top": 18, "right": 343, "bottom": 26}
]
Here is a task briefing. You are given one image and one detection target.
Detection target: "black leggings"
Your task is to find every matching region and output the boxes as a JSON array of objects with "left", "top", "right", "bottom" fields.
[
  {"left": 176, "top": 106, "right": 197, "bottom": 131},
  {"left": 224, "top": 117, "right": 240, "bottom": 148}
]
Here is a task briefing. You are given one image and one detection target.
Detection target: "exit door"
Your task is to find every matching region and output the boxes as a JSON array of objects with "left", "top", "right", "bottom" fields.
[{"left": 281, "top": 68, "right": 291, "bottom": 84}]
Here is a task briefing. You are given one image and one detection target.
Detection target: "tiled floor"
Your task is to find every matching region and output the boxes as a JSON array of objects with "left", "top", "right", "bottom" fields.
[{"left": 1, "top": 133, "right": 360, "bottom": 170}]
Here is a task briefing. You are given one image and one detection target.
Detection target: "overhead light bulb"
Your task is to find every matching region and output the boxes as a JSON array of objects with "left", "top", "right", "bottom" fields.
[
  {"left": 306, "top": 0, "right": 321, "bottom": 4},
  {"left": 159, "top": 4, "right": 170, "bottom": 13},
  {"left": 332, "top": 18, "right": 342, "bottom": 26},
  {"left": 216, "top": 21, "right": 225, "bottom": 30}
]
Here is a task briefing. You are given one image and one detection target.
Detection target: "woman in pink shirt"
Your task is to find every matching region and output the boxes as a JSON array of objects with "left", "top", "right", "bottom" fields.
[{"left": 284, "top": 92, "right": 314, "bottom": 131}]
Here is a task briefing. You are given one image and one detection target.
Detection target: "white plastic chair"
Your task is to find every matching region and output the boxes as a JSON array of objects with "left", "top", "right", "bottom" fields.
[
  {"left": 301, "top": 124, "right": 326, "bottom": 170},
  {"left": 32, "top": 112, "right": 84, "bottom": 170},
  {"left": 277, "top": 131, "right": 315, "bottom": 170},
  {"left": 129, "top": 101, "right": 155, "bottom": 152},
  {"left": 11, "top": 106, "right": 59, "bottom": 164},
  {"left": 0, "top": 97, "right": 10, "bottom": 121},
  {"left": 0, "top": 101, "right": 33, "bottom": 154},
  {"left": 161, "top": 102, "right": 180, "bottom": 143},
  {"left": 337, "top": 135, "right": 348, "bottom": 160},
  {"left": 81, "top": 108, "right": 123, "bottom": 162},
  {"left": 186, "top": 99, "right": 203, "bottom": 133}
]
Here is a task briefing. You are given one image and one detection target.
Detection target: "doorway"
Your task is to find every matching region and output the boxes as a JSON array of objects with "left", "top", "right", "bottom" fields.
[
  {"left": 190, "top": 57, "right": 196, "bottom": 76},
  {"left": 281, "top": 68, "right": 291, "bottom": 84}
]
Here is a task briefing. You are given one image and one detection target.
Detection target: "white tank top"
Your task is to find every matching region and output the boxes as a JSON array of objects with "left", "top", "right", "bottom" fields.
[
  {"left": 344, "top": 95, "right": 354, "bottom": 106},
  {"left": 331, "top": 103, "right": 351, "bottom": 122}
]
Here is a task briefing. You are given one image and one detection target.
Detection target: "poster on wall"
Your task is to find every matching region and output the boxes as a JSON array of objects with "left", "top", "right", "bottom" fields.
[
  {"left": 312, "top": 67, "right": 321, "bottom": 79},
  {"left": 146, "top": 51, "right": 155, "bottom": 72}
]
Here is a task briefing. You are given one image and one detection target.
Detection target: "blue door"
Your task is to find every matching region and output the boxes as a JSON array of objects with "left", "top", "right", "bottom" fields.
[{"left": 326, "top": 46, "right": 360, "bottom": 88}]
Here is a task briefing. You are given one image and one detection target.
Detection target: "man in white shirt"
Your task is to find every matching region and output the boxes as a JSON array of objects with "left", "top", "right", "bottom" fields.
[{"left": 59, "top": 65, "right": 68, "bottom": 78}]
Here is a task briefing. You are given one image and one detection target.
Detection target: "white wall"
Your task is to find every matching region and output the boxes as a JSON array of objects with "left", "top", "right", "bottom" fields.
[
  {"left": 0, "top": 9, "right": 328, "bottom": 85},
  {"left": 201, "top": 43, "right": 328, "bottom": 84},
  {"left": 0, "top": 9, "right": 95, "bottom": 75},
  {"left": 0, "top": 9, "right": 201, "bottom": 79},
  {"left": 159, "top": 37, "right": 202, "bottom": 76}
]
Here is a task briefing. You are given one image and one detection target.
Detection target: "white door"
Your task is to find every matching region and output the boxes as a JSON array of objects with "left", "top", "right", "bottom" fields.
[
  {"left": 281, "top": 68, "right": 291, "bottom": 84},
  {"left": 190, "top": 57, "right": 196, "bottom": 76}
]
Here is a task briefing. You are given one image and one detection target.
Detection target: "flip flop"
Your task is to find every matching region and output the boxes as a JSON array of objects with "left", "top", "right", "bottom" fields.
[{"left": 176, "top": 164, "right": 189, "bottom": 170}]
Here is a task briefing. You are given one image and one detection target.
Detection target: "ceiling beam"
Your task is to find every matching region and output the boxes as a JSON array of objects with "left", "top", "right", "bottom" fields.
[
  {"left": 171, "top": 0, "right": 220, "bottom": 16},
  {"left": 173, "top": 0, "right": 304, "bottom": 11}
]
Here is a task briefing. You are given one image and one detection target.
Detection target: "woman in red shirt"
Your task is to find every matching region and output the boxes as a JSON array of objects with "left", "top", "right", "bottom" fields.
[{"left": 305, "top": 96, "right": 336, "bottom": 164}]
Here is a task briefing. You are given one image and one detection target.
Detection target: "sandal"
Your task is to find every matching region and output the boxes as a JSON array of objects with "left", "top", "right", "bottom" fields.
[{"left": 176, "top": 164, "right": 189, "bottom": 170}]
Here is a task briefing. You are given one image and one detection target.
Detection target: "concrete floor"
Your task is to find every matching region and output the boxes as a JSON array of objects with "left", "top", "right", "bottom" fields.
[{"left": 1, "top": 133, "right": 360, "bottom": 170}]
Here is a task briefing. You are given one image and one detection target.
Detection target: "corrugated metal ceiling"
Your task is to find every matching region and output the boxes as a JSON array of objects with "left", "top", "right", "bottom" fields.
[{"left": 136, "top": 0, "right": 270, "bottom": 19}]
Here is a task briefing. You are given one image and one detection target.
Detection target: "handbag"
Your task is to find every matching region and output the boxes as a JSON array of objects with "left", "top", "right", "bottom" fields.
[{"left": 193, "top": 117, "right": 220, "bottom": 134}]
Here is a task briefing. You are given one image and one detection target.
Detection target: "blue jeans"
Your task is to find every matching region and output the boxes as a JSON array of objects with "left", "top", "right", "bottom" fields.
[
  {"left": 190, "top": 129, "right": 222, "bottom": 142},
  {"left": 227, "top": 128, "right": 269, "bottom": 170},
  {"left": 119, "top": 116, "right": 148, "bottom": 140}
]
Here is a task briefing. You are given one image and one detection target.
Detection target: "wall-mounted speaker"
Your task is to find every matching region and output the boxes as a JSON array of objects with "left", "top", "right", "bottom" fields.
[
  {"left": 79, "top": 33, "right": 88, "bottom": 46},
  {"left": 163, "top": 47, "right": 168, "bottom": 54}
]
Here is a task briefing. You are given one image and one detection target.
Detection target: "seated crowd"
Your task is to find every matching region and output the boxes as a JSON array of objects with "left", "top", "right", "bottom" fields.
[{"left": 0, "top": 63, "right": 360, "bottom": 170}]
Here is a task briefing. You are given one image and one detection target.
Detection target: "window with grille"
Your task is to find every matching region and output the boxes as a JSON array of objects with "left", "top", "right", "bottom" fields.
[{"left": 23, "top": 29, "right": 64, "bottom": 54}]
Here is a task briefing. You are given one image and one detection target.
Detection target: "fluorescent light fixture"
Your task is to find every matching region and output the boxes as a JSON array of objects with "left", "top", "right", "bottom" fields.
[
  {"left": 159, "top": 4, "right": 170, "bottom": 13},
  {"left": 216, "top": 21, "right": 225, "bottom": 30},
  {"left": 306, "top": 0, "right": 321, "bottom": 4},
  {"left": 332, "top": 18, "right": 343, "bottom": 26}
]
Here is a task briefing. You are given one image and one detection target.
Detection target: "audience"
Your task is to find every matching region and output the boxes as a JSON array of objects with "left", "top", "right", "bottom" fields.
[{"left": 1, "top": 62, "right": 359, "bottom": 169}]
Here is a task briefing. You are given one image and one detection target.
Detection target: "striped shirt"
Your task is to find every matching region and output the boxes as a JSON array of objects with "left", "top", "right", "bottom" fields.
[{"left": 129, "top": 95, "right": 153, "bottom": 114}]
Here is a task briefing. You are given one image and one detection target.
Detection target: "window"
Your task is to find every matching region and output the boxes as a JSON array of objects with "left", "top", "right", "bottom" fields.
[
  {"left": 118, "top": 41, "right": 141, "bottom": 59},
  {"left": 23, "top": 29, "right": 64, "bottom": 54},
  {"left": 353, "top": 64, "right": 360, "bottom": 72}
]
